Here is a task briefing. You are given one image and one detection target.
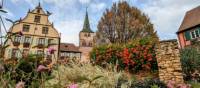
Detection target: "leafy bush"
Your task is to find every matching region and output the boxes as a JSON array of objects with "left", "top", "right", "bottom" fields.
[
  {"left": 91, "top": 38, "right": 158, "bottom": 73},
  {"left": 180, "top": 47, "right": 200, "bottom": 81}
]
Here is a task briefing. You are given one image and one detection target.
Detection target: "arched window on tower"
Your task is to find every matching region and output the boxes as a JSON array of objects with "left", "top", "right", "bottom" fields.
[
  {"left": 88, "top": 33, "right": 90, "bottom": 37},
  {"left": 82, "top": 40, "right": 86, "bottom": 46},
  {"left": 84, "top": 33, "right": 87, "bottom": 37},
  {"left": 89, "top": 42, "right": 93, "bottom": 47}
]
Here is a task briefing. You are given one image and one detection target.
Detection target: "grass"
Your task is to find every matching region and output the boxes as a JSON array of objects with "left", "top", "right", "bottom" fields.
[{"left": 46, "top": 62, "right": 129, "bottom": 88}]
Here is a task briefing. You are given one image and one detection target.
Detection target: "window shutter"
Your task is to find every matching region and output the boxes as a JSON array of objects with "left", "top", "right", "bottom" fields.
[
  {"left": 19, "top": 49, "right": 23, "bottom": 58},
  {"left": 29, "top": 37, "right": 32, "bottom": 43},
  {"left": 199, "top": 28, "right": 200, "bottom": 34},
  {"left": 7, "top": 49, "right": 12, "bottom": 59},
  {"left": 12, "top": 35, "right": 15, "bottom": 42},
  {"left": 45, "top": 38, "right": 48, "bottom": 47},
  {"left": 184, "top": 31, "right": 191, "bottom": 41},
  {"left": 21, "top": 36, "right": 24, "bottom": 43},
  {"left": 53, "top": 39, "right": 57, "bottom": 44},
  {"left": 35, "top": 38, "right": 38, "bottom": 45}
]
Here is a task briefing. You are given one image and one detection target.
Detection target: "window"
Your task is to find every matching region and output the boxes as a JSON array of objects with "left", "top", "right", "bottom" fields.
[
  {"left": 34, "top": 15, "right": 41, "bottom": 23},
  {"left": 88, "top": 34, "right": 90, "bottom": 37},
  {"left": 37, "top": 50, "right": 43, "bottom": 55},
  {"left": 191, "top": 31, "right": 195, "bottom": 39},
  {"left": 12, "top": 49, "right": 18, "bottom": 58},
  {"left": 82, "top": 41, "right": 86, "bottom": 46},
  {"left": 84, "top": 33, "right": 87, "bottom": 37},
  {"left": 37, "top": 9, "right": 40, "bottom": 13},
  {"left": 24, "top": 37, "right": 31, "bottom": 43},
  {"left": 38, "top": 38, "right": 45, "bottom": 45},
  {"left": 22, "top": 24, "right": 30, "bottom": 32},
  {"left": 42, "top": 27, "right": 48, "bottom": 34},
  {"left": 48, "top": 39, "right": 53, "bottom": 44},
  {"left": 14, "top": 36, "right": 21, "bottom": 42},
  {"left": 84, "top": 33, "right": 91, "bottom": 37},
  {"left": 190, "top": 29, "right": 200, "bottom": 39},
  {"left": 89, "top": 42, "right": 93, "bottom": 47},
  {"left": 22, "top": 49, "right": 29, "bottom": 57},
  {"left": 61, "top": 52, "right": 65, "bottom": 57},
  {"left": 195, "top": 30, "right": 200, "bottom": 38}
]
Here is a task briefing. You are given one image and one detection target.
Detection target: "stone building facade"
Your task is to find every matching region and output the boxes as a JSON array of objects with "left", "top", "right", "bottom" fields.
[
  {"left": 4, "top": 3, "right": 60, "bottom": 62},
  {"left": 79, "top": 10, "right": 95, "bottom": 62}
]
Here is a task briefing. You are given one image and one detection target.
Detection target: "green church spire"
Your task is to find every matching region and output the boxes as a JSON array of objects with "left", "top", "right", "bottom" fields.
[{"left": 81, "top": 9, "right": 93, "bottom": 33}]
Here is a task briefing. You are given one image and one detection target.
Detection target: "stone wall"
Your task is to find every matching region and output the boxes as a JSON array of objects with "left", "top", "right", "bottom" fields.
[{"left": 156, "top": 39, "right": 184, "bottom": 84}]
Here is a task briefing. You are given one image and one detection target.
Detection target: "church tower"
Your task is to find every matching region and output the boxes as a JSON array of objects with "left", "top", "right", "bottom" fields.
[{"left": 79, "top": 10, "right": 95, "bottom": 62}]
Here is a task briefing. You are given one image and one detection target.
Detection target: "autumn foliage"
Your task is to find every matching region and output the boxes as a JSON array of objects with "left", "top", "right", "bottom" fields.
[
  {"left": 96, "top": 1, "right": 158, "bottom": 44},
  {"left": 90, "top": 38, "right": 158, "bottom": 73}
]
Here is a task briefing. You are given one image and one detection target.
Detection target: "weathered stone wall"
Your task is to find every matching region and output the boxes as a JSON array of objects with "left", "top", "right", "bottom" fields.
[{"left": 156, "top": 39, "right": 184, "bottom": 83}]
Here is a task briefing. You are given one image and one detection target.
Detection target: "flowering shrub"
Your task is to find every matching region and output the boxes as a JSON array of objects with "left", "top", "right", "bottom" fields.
[
  {"left": 0, "top": 54, "right": 53, "bottom": 88},
  {"left": 91, "top": 38, "right": 158, "bottom": 73}
]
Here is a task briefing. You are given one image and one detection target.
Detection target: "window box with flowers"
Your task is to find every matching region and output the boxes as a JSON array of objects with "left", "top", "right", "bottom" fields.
[
  {"left": 23, "top": 37, "right": 31, "bottom": 48},
  {"left": 13, "top": 42, "right": 20, "bottom": 46},
  {"left": 37, "top": 38, "right": 45, "bottom": 48},
  {"left": 37, "top": 44, "right": 45, "bottom": 48},
  {"left": 13, "top": 36, "right": 21, "bottom": 46}
]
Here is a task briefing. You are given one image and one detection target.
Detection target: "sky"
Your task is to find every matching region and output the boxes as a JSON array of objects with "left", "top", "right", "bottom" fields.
[{"left": 1, "top": 0, "right": 200, "bottom": 45}]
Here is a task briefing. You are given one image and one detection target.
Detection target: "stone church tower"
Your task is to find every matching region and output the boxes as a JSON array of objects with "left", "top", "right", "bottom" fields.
[{"left": 79, "top": 10, "right": 95, "bottom": 62}]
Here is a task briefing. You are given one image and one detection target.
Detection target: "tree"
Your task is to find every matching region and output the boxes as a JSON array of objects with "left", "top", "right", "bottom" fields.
[{"left": 97, "top": 1, "right": 158, "bottom": 44}]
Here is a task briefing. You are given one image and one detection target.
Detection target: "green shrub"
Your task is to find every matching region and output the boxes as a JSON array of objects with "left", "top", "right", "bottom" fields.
[
  {"left": 189, "top": 82, "right": 200, "bottom": 88},
  {"left": 180, "top": 47, "right": 200, "bottom": 81}
]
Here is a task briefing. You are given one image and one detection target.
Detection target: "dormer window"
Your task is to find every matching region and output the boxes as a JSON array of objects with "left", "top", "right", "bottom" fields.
[
  {"left": 22, "top": 24, "right": 30, "bottom": 32},
  {"left": 42, "top": 27, "right": 48, "bottom": 34},
  {"left": 34, "top": 15, "right": 41, "bottom": 23},
  {"left": 37, "top": 9, "right": 40, "bottom": 13}
]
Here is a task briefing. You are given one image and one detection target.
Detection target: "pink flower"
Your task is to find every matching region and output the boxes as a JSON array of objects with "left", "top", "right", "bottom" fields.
[
  {"left": 15, "top": 81, "right": 25, "bottom": 88},
  {"left": 167, "top": 80, "right": 176, "bottom": 88},
  {"left": 37, "top": 65, "right": 48, "bottom": 72},
  {"left": 69, "top": 83, "right": 78, "bottom": 88},
  {"left": 177, "top": 84, "right": 190, "bottom": 88},
  {"left": 48, "top": 47, "right": 56, "bottom": 54}
]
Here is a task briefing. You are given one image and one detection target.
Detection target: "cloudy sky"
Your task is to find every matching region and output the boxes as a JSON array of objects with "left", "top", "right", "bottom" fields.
[{"left": 2, "top": 0, "right": 200, "bottom": 45}]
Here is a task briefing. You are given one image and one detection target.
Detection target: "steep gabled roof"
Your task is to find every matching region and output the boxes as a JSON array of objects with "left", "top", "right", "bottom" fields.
[
  {"left": 30, "top": 2, "right": 48, "bottom": 15},
  {"left": 178, "top": 6, "right": 200, "bottom": 33},
  {"left": 81, "top": 10, "right": 94, "bottom": 33}
]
